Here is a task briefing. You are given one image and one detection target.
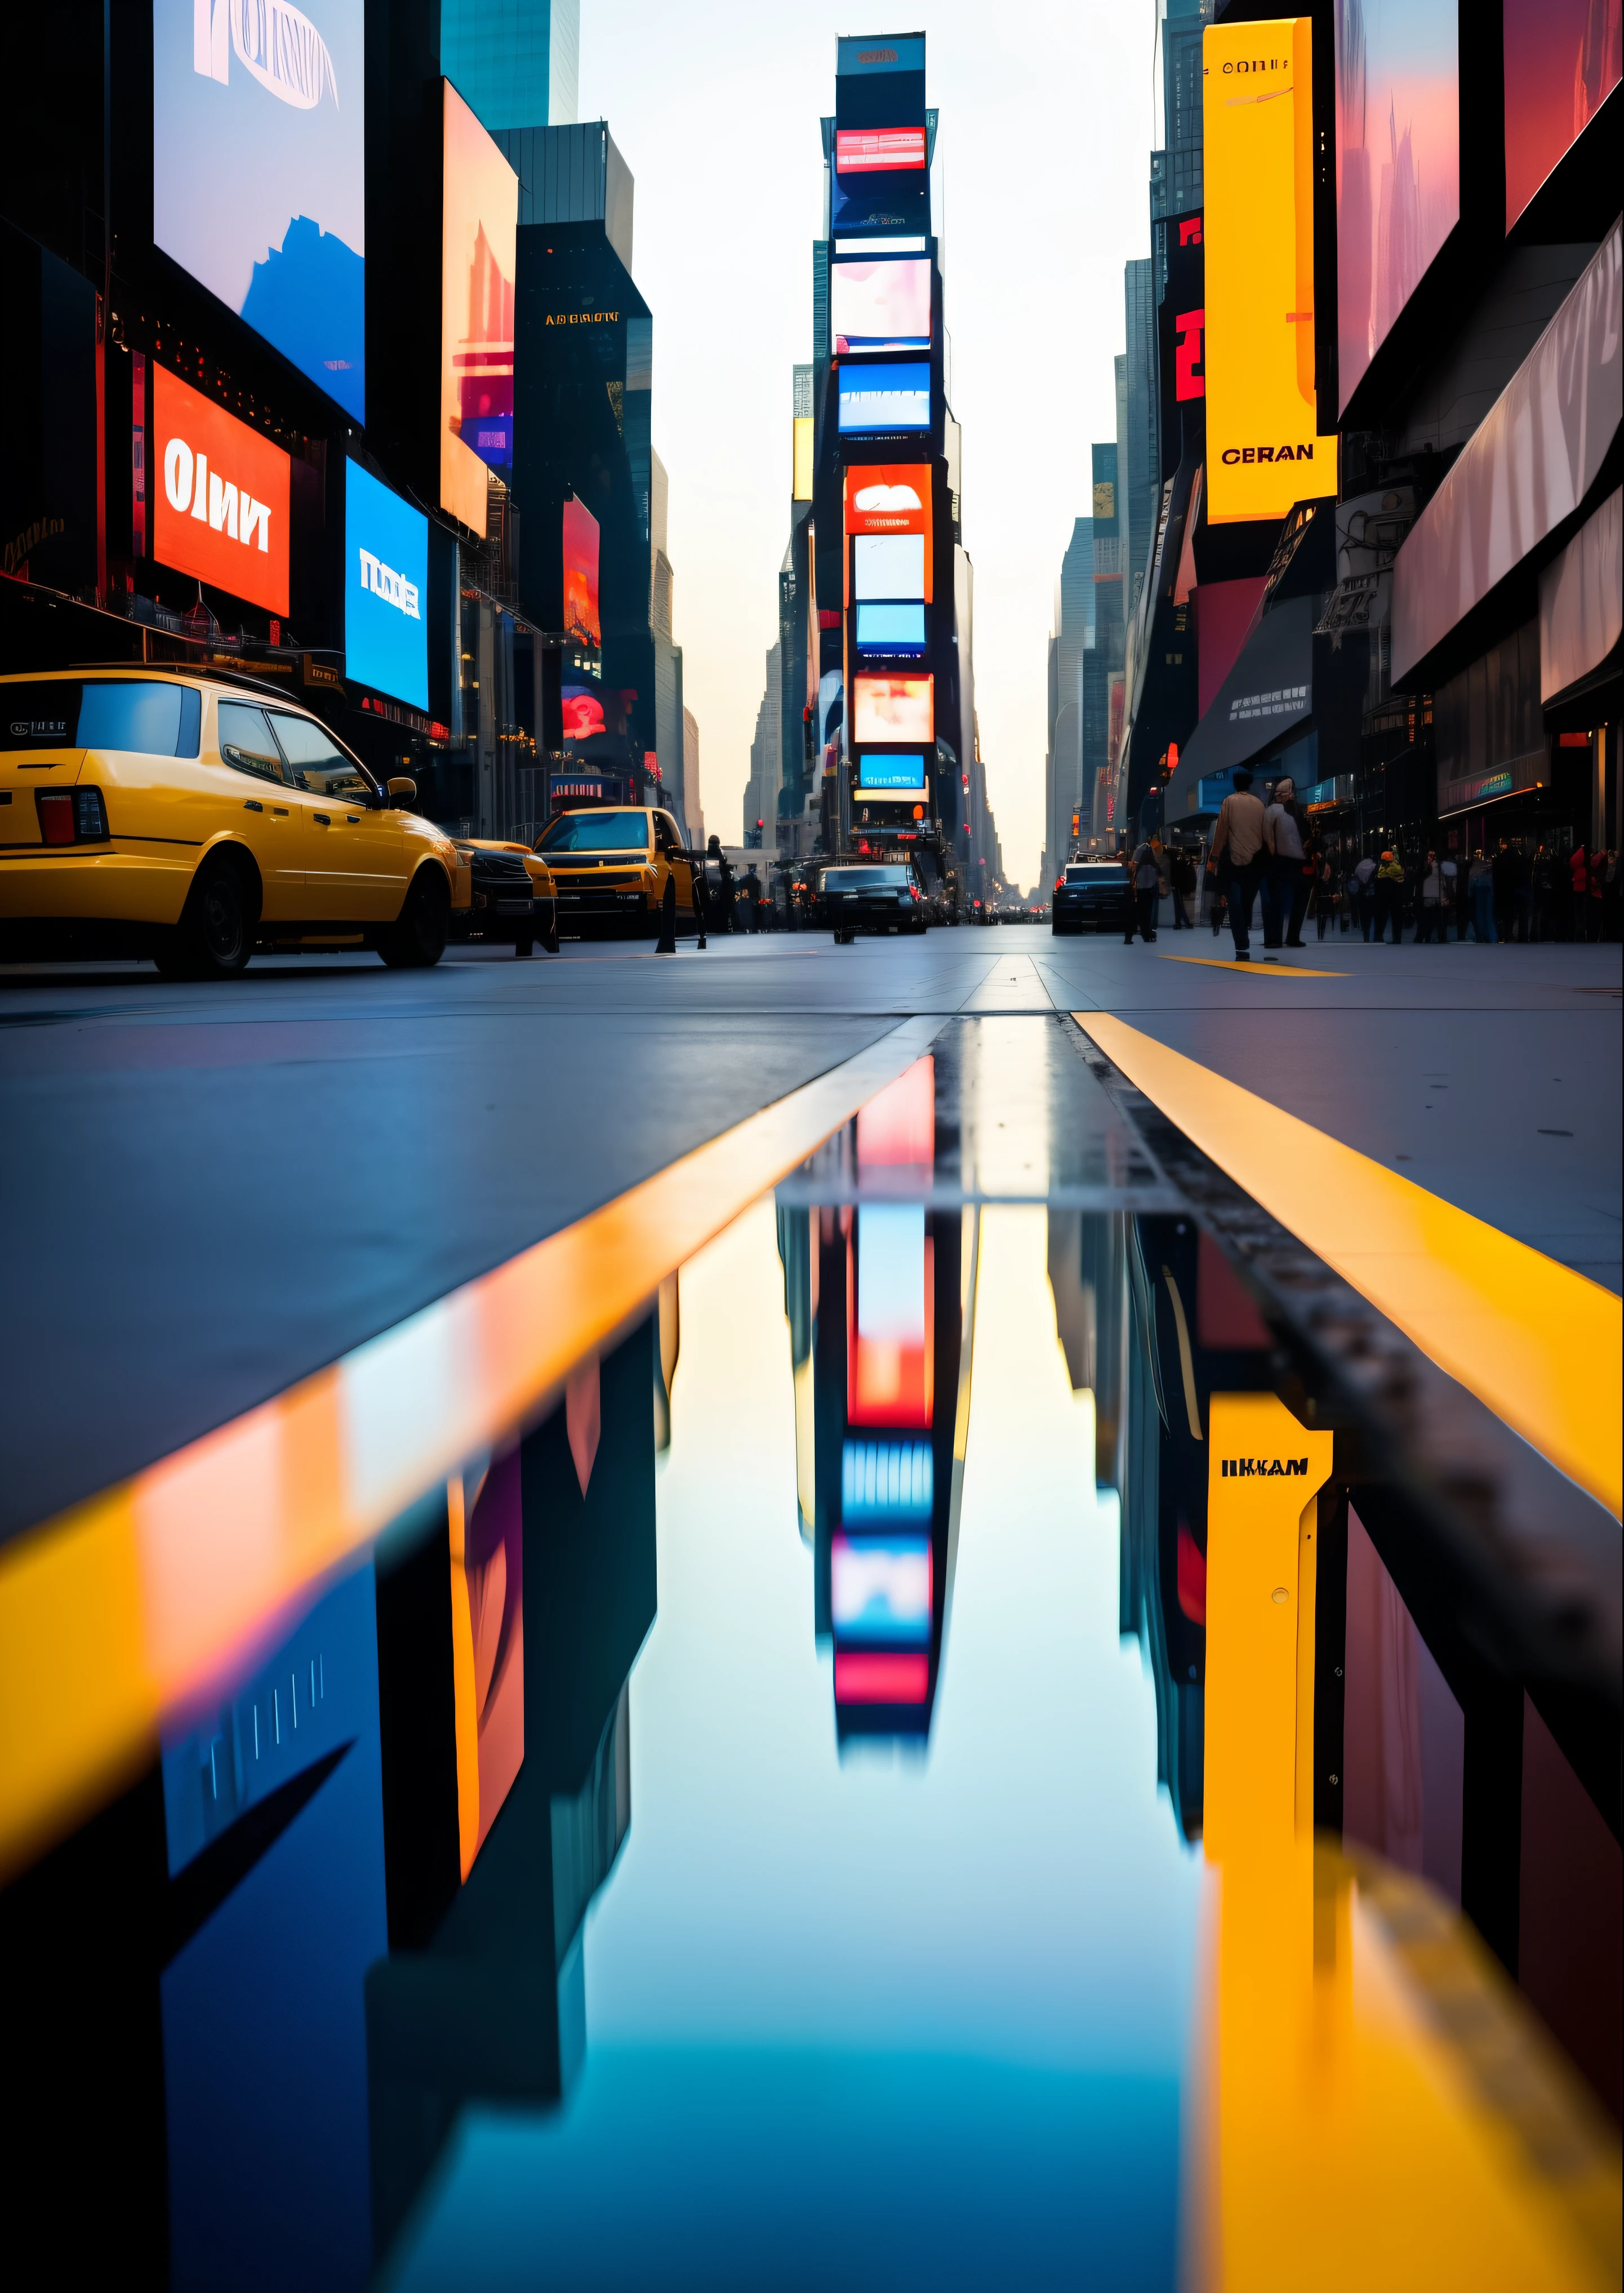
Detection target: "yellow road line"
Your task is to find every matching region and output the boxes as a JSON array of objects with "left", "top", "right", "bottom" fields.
[
  {"left": 0, "top": 1018, "right": 941, "bottom": 1879},
  {"left": 1073, "top": 1012, "right": 1622, "bottom": 1521},
  {"left": 1157, "top": 952, "right": 1348, "bottom": 978}
]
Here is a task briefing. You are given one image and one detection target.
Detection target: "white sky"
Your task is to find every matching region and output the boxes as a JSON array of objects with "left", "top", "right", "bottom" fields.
[{"left": 580, "top": 2, "right": 1158, "bottom": 889}]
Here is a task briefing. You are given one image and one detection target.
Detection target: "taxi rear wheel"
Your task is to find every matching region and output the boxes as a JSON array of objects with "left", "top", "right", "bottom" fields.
[
  {"left": 380, "top": 866, "right": 450, "bottom": 968},
  {"left": 160, "top": 850, "right": 257, "bottom": 977}
]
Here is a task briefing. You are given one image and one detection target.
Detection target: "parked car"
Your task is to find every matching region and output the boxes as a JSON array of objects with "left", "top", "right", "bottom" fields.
[
  {"left": 823, "top": 861, "right": 930, "bottom": 942},
  {"left": 448, "top": 840, "right": 559, "bottom": 956},
  {"left": 0, "top": 667, "right": 468, "bottom": 975},
  {"left": 533, "top": 806, "right": 699, "bottom": 937},
  {"left": 1052, "top": 857, "right": 1129, "bottom": 935}
]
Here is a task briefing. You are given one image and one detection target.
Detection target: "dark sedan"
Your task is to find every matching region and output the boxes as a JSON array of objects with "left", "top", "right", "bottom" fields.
[
  {"left": 822, "top": 862, "right": 930, "bottom": 942},
  {"left": 1051, "top": 858, "right": 1129, "bottom": 935}
]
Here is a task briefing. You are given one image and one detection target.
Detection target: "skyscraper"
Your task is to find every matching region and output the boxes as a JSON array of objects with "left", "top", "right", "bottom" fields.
[
  {"left": 441, "top": 0, "right": 580, "bottom": 134},
  {"left": 1085, "top": 445, "right": 1124, "bottom": 844},
  {"left": 1122, "top": 259, "right": 1159, "bottom": 616},
  {"left": 1043, "top": 517, "right": 1094, "bottom": 878}
]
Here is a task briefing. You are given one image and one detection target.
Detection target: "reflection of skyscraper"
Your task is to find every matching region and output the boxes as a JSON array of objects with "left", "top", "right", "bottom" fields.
[{"left": 457, "top": 219, "right": 516, "bottom": 473}]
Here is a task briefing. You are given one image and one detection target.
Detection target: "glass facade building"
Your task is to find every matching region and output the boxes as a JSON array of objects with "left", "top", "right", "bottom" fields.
[{"left": 441, "top": 0, "right": 579, "bottom": 134}]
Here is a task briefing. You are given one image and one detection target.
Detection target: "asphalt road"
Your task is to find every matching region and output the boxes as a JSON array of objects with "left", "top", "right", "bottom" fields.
[{"left": 3, "top": 923, "right": 1618, "bottom": 1541}]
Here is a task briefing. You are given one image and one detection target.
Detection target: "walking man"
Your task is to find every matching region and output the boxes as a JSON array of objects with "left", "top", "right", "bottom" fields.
[
  {"left": 1125, "top": 836, "right": 1162, "bottom": 944},
  {"left": 1205, "top": 770, "right": 1268, "bottom": 962}
]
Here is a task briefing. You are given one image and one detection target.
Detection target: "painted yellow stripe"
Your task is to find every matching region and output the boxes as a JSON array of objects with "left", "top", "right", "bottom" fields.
[
  {"left": 1157, "top": 953, "right": 1348, "bottom": 978},
  {"left": 0, "top": 1019, "right": 941, "bottom": 1880},
  {"left": 1074, "top": 1013, "right": 1623, "bottom": 1520}
]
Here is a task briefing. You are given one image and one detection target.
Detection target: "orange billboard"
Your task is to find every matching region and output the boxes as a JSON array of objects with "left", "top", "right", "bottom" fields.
[
  {"left": 853, "top": 673, "right": 933, "bottom": 744},
  {"left": 442, "top": 80, "right": 518, "bottom": 539},
  {"left": 845, "top": 465, "right": 933, "bottom": 603},
  {"left": 152, "top": 365, "right": 290, "bottom": 616},
  {"left": 1203, "top": 17, "right": 1339, "bottom": 522}
]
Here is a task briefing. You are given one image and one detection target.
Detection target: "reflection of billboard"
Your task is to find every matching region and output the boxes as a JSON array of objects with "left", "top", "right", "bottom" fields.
[
  {"left": 153, "top": 0, "right": 364, "bottom": 421},
  {"left": 856, "top": 603, "right": 926, "bottom": 650},
  {"left": 563, "top": 495, "right": 602, "bottom": 651},
  {"left": 1504, "top": 0, "right": 1621, "bottom": 229},
  {"left": 831, "top": 1534, "right": 932, "bottom": 1643},
  {"left": 848, "top": 1205, "right": 933, "bottom": 1428},
  {"left": 1335, "top": 0, "right": 1459, "bottom": 411},
  {"left": 857, "top": 750, "right": 928, "bottom": 792},
  {"left": 854, "top": 533, "right": 927, "bottom": 601},
  {"left": 152, "top": 365, "right": 290, "bottom": 615},
  {"left": 442, "top": 81, "right": 518, "bottom": 537},
  {"left": 831, "top": 257, "right": 931, "bottom": 353},
  {"left": 854, "top": 674, "right": 932, "bottom": 745},
  {"left": 1203, "top": 19, "right": 1339, "bottom": 521},
  {"left": 450, "top": 1450, "right": 524, "bottom": 1881},
  {"left": 345, "top": 461, "right": 428, "bottom": 709},
  {"left": 838, "top": 363, "right": 931, "bottom": 434}
]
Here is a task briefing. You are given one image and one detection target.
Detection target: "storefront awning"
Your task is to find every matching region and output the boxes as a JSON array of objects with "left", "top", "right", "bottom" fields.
[{"left": 1162, "top": 595, "right": 1314, "bottom": 818}]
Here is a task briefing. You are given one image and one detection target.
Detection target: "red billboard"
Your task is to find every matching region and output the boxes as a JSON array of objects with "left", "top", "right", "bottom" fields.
[
  {"left": 563, "top": 495, "right": 602, "bottom": 651},
  {"left": 152, "top": 365, "right": 290, "bottom": 616},
  {"left": 1504, "top": 0, "right": 1621, "bottom": 229},
  {"left": 835, "top": 127, "right": 926, "bottom": 172}
]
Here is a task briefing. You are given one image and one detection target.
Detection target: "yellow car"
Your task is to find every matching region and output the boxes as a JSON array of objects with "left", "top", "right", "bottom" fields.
[
  {"left": 448, "top": 839, "right": 560, "bottom": 957},
  {"left": 0, "top": 666, "right": 469, "bottom": 975},
  {"left": 534, "top": 805, "right": 698, "bottom": 937}
]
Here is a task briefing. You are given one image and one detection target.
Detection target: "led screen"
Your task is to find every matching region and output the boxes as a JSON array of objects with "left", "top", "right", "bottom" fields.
[
  {"left": 152, "top": 365, "right": 290, "bottom": 615},
  {"left": 838, "top": 363, "right": 931, "bottom": 434},
  {"left": 837, "top": 33, "right": 927, "bottom": 75},
  {"left": 854, "top": 674, "right": 932, "bottom": 745},
  {"left": 856, "top": 603, "right": 926, "bottom": 649},
  {"left": 857, "top": 751, "right": 927, "bottom": 792},
  {"left": 1504, "top": 0, "right": 1621, "bottom": 229},
  {"left": 344, "top": 461, "right": 428, "bottom": 708},
  {"left": 1335, "top": 0, "right": 1459, "bottom": 412},
  {"left": 1203, "top": 19, "right": 1340, "bottom": 521},
  {"left": 563, "top": 495, "right": 601, "bottom": 651},
  {"left": 153, "top": 0, "right": 364, "bottom": 422},
  {"left": 831, "top": 257, "right": 931, "bottom": 353},
  {"left": 831, "top": 1534, "right": 932, "bottom": 1644},
  {"left": 835, "top": 126, "right": 927, "bottom": 172},
  {"left": 844, "top": 463, "right": 932, "bottom": 538},
  {"left": 562, "top": 682, "right": 606, "bottom": 743},
  {"left": 442, "top": 81, "right": 518, "bottom": 537},
  {"left": 848, "top": 1205, "right": 932, "bottom": 1429},
  {"left": 854, "top": 534, "right": 926, "bottom": 601}
]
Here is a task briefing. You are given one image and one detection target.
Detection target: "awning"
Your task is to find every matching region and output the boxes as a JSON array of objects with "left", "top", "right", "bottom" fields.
[{"left": 1162, "top": 594, "right": 1314, "bottom": 817}]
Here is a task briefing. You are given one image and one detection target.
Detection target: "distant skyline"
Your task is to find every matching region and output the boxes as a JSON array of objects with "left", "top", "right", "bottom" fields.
[{"left": 579, "top": 1, "right": 1156, "bottom": 888}]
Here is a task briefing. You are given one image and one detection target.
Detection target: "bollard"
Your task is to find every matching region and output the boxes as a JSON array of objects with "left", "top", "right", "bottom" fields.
[{"left": 656, "top": 872, "right": 678, "bottom": 955}]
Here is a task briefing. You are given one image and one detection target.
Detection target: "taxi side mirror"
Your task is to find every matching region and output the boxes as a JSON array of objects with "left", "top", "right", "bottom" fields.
[{"left": 387, "top": 776, "right": 417, "bottom": 807}]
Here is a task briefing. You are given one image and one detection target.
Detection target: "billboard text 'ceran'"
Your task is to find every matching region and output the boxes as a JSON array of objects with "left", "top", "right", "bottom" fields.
[
  {"left": 442, "top": 81, "right": 518, "bottom": 538},
  {"left": 152, "top": 365, "right": 290, "bottom": 616},
  {"left": 1203, "top": 16, "right": 1338, "bottom": 522}
]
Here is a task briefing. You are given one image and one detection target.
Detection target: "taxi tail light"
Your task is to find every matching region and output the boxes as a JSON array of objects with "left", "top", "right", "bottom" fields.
[{"left": 37, "top": 788, "right": 108, "bottom": 845}]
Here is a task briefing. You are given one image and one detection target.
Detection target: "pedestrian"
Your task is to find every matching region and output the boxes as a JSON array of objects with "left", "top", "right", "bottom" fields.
[
  {"left": 1467, "top": 848, "right": 1496, "bottom": 943},
  {"left": 1125, "top": 834, "right": 1161, "bottom": 944},
  {"left": 1569, "top": 843, "right": 1591, "bottom": 942},
  {"left": 1260, "top": 776, "right": 1312, "bottom": 952},
  {"left": 1491, "top": 838, "right": 1520, "bottom": 944},
  {"left": 1374, "top": 847, "right": 1405, "bottom": 943},
  {"left": 707, "top": 834, "right": 737, "bottom": 932},
  {"left": 1314, "top": 852, "right": 1336, "bottom": 940},
  {"left": 1418, "top": 850, "right": 1446, "bottom": 942},
  {"left": 1603, "top": 850, "right": 1621, "bottom": 941},
  {"left": 1169, "top": 845, "right": 1196, "bottom": 929},
  {"left": 1439, "top": 850, "right": 1458, "bottom": 939},
  {"left": 1351, "top": 850, "right": 1377, "bottom": 939},
  {"left": 741, "top": 863, "right": 763, "bottom": 931},
  {"left": 1205, "top": 768, "right": 1268, "bottom": 961}
]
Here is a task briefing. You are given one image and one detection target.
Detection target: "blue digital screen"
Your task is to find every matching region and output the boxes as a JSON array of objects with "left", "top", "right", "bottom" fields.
[
  {"left": 856, "top": 603, "right": 927, "bottom": 650},
  {"left": 859, "top": 753, "right": 927, "bottom": 792},
  {"left": 344, "top": 461, "right": 429, "bottom": 709},
  {"left": 839, "top": 363, "right": 931, "bottom": 434}
]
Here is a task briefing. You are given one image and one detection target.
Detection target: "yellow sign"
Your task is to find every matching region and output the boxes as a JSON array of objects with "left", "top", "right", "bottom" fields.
[
  {"left": 1203, "top": 17, "right": 1338, "bottom": 523},
  {"left": 793, "top": 415, "right": 814, "bottom": 502}
]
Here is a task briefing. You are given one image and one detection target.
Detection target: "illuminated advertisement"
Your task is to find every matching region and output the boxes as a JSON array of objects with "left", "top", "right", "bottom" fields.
[
  {"left": 1335, "top": 0, "right": 1459, "bottom": 411},
  {"left": 854, "top": 674, "right": 932, "bottom": 745},
  {"left": 834, "top": 126, "right": 926, "bottom": 172},
  {"left": 562, "top": 683, "right": 607, "bottom": 742},
  {"left": 442, "top": 81, "right": 518, "bottom": 537},
  {"left": 848, "top": 1203, "right": 932, "bottom": 1428},
  {"left": 1203, "top": 18, "right": 1339, "bottom": 520},
  {"left": 563, "top": 494, "right": 602, "bottom": 651},
  {"left": 1504, "top": 0, "right": 1621, "bottom": 228},
  {"left": 831, "top": 1534, "right": 932, "bottom": 1644},
  {"left": 854, "top": 535, "right": 927, "bottom": 601},
  {"left": 153, "top": 0, "right": 364, "bottom": 421},
  {"left": 844, "top": 463, "right": 932, "bottom": 538},
  {"left": 838, "top": 362, "right": 931, "bottom": 434},
  {"left": 344, "top": 461, "right": 428, "bottom": 709},
  {"left": 831, "top": 256, "right": 931, "bottom": 353},
  {"left": 857, "top": 750, "right": 927, "bottom": 792},
  {"left": 856, "top": 603, "right": 926, "bottom": 650},
  {"left": 152, "top": 365, "right": 290, "bottom": 614},
  {"left": 450, "top": 1450, "right": 524, "bottom": 1882},
  {"left": 836, "top": 33, "right": 927, "bottom": 75}
]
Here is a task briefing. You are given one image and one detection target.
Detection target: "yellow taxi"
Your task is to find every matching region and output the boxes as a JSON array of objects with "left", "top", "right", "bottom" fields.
[
  {"left": 448, "top": 838, "right": 560, "bottom": 957},
  {"left": 533, "top": 805, "right": 698, "bottom": 937},
  {"left": 0, "top": 666, "right": 469, "bottom": 975}
]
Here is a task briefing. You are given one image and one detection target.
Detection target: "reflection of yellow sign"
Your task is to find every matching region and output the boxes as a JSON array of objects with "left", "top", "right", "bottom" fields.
[
  {"left": 792, "top": 415, "right": 814, "bottom": 502},
  {"left": 1203, "top": 17, "right": 1338, "bottom": 524}
]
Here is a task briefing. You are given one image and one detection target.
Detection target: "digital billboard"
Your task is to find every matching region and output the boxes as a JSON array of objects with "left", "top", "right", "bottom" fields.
[
  {"left": 831, "top": 257, "right": 931, "bottom": 353},
  {"left": 838, "top": 363, "right": 931, "bottom": 434},
  {"left": 1335, "top": 0, "right": 1459, "bottom": 411},
  {"left": 858, "top": 750, "right": 928, "bottom": 792},
  {"left": 442, "top": 80, "right": 518, "bottom": 537},
  {"left": 854, "top": 533, "right": 926, "bottom": 601},
  {"left": 854, "top": 674, "right": 933, "bottom": 745},
  {"left": 835, "top": 127, "right": 926, "bottom": 172},
  {"left": 152, "top": 365, "right": 290, "bottom": 615},
  {"left": 856, "top": 603, "right": 926, "bottom": 650},
  {"left": 844, "top": 464, "right": 932, "bottom": 537},
  {"left": 831, "top": 1534, "right": 932, "bottom": 1644},
  {"left": 345, "top": 461, "right": 428, "bottom": 709},
  {"left": 563, "top": 495, "right": 602, "bottom": 651},
  {"left": 1203, "top": 18, "right": 1340, "bottom": 520},
  {"left": 836, "top": 34, "right": 927, "bottom": 75},
  {"left": 1504, "top": 0, "right": 1621, "bottom": 229},
  {"left": 153, "top": 0, "right": 364, "bottom": 422}
]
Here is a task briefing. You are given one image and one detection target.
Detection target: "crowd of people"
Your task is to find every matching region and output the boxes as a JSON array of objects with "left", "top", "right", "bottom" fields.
[{"left": 1118, "top": 775, "right": 1621, "bottom": 958}]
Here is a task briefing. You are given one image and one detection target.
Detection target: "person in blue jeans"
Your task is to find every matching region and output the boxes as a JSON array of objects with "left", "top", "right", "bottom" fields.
[{"left": 1205, "top": 770, "right": 1268, "bottom": 962}]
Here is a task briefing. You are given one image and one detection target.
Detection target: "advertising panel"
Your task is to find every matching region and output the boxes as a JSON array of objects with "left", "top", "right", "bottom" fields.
[
  {"left": 563, "top": 495, "right": 602, "bottom": 651},
  {"left": 152, "top": 364, "right": 290, "bottom": 615},
  {"left": 836, "top": 34, "right": 927, "bottom": 76},
  {"left": 856, "top": 603, "right": 927, "bottom": 650},
  {"left": 834, "top": 127, "right": 927, "bottom": 172},
  {"left": 345, "top": 461, "right": 428, "bottom": 709},
  {"left": 838, "top": 363, "right": 931, "bottom": 434},
  {"left": 1203, "top": 17, "right": 1340, "bottom": 522},
  {"left": 854, "top": 674, "right": 933, "bottom": 745},
  {"left": 442, "top": 81, "right": 519, "bottom": 537},
  {"left": 853, "top": 534, "right": 926, "bottom": 601},
  {"left": 831, "top": 256, "right": 931, "bottom": 353},
  {"left": 1335, "top": 0, "right": 1459, "bottom": 412},
  {"left": 1504, "top": 0, "right": 1621, "bottom": 229},
  {"left": 857, "top": 750, "right": 928, "bottom": 791},
  {"left": 1156, "top": 214, "right": 1205, "bottom": 486},
  {"left": 844, "top": 464, "right": 932, "bottom": 538},
  {"left": 153, "top": 0, "right": 364, "bottom": 422},
  {"left": 831, "top": 1534, "right": 932, "bottom": 1644}
]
